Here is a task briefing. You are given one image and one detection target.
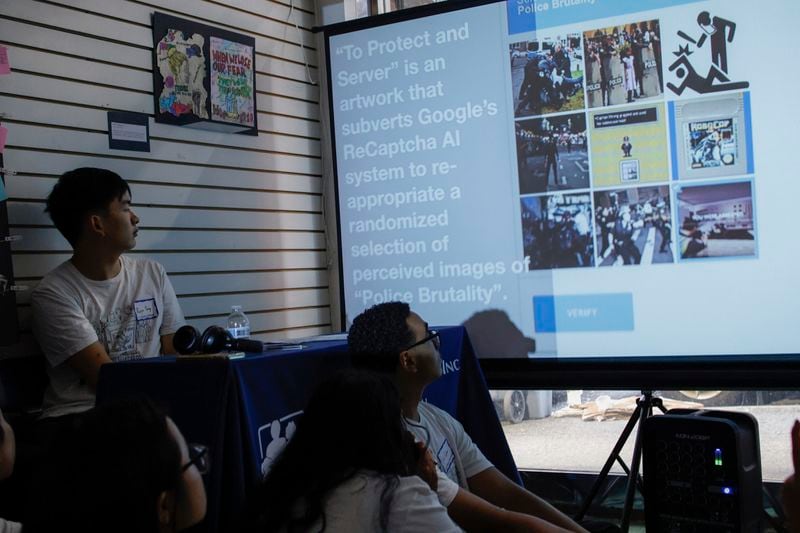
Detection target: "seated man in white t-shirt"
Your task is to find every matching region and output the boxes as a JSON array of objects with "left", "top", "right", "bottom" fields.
[
  {"left": 348, "top": 301, "right": 588, "bottom": 533},
  {"left": 31, "top": 167, "right": 185, "bottom": 420}
]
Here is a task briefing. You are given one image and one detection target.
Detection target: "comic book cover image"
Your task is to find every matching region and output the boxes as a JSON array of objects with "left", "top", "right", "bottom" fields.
[
  {"left": 685, "top": 118, "right": 737, "bottom": 170},
  {"left": 669, "top": 92, "right": 751, "bottom": 180}
]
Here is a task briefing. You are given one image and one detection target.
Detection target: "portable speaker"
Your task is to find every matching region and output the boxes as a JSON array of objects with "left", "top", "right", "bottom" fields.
[{"left": 643, "top": 409, "right": 761, "bottom": 533}]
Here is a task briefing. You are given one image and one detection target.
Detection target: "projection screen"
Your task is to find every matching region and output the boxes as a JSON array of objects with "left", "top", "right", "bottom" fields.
[{"left": 321, "top": 0, "right": 800, "bottom": 385}]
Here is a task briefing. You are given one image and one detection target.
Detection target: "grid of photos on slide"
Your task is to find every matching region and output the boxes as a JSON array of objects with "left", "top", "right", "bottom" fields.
[{"left": 510, "top": 15, "right": 756, "bottom": 270}]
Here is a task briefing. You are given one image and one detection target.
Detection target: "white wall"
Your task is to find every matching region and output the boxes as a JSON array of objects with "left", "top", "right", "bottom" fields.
[{"left": 0, "top": 0, "right": 334, "bottom": 355}]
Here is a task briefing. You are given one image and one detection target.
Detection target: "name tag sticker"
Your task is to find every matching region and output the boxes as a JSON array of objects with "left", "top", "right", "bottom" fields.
[
  {"left": 435, "top": 438, "right": 456, "bottom": 477},
  {"left": 134, "top": 298, "right": 159, "bottom": 321}
]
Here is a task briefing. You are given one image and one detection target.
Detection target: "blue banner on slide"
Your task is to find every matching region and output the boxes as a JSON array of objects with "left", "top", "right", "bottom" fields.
[
  {"left": 506, "top": 0, "right": 703, "bottom": 35},
  {"left": 533, "top": 293, "right": 634, "bottom": 332}
]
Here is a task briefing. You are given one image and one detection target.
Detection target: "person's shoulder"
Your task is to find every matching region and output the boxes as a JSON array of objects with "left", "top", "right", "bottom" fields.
[
  {"left": 335, "top": 470, "right": 380, "bottom": 494},
  {"left": 123, "top": 254, "right": 163, "bottom": 269},
  {"left": 123, "top": 255, "right": 167, "bottom": 277},
  {"left": 396, "top": 474, "right": 437, "bottom": 496},
  {"left": 418, "top": 402, "right": 458, "bottom": 425},
  {"left": 32, "top": 260, "right": 76, "bottom": 297}
]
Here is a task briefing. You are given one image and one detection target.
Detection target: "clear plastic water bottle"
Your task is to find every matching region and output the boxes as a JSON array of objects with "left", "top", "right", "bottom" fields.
[{"left": 226, "top": 305, "right": 251, "bottom": 339}]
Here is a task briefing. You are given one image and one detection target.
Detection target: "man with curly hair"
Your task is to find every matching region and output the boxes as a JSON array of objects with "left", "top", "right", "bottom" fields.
[{"left": 348, "top": 301, "right": 588, "bottom": 532}]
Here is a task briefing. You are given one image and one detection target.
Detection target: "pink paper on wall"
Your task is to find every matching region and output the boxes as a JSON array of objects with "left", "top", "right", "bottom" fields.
[
  {"left": 0, "top": 46, "right": 9, "bottom": 75},
  {"left": 0, "top": 125, "right": 7, "bottom": 153}
]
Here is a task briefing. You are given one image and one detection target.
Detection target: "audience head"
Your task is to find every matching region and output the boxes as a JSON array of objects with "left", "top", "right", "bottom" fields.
[
  {"left": 251, "top": 369, "right": 417, "bottom": 532},
  {"left": 26, "top": 396, "right": 206, "bottom": 533},
  {"left": 45, "top": 167, "right": 135, "bottom": 248},
  {"left": 348, "top": 302, "right": 442, "bottom": 383},
  {"left": 0, "top": 408, "right": 15, "bottom": 481}
]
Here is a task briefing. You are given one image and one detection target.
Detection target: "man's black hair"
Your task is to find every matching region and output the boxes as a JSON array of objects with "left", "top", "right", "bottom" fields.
[
  {"left": 347, "top": 301, "right": 415, "bottom": 374},
  {"left": 45, "top": 167, "right": 131, "bottom": 247}
]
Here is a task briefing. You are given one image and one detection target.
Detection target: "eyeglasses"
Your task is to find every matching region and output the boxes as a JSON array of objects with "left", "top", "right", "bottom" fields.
[
  {"left": 402, "top": 329, "right": 440, "bottom": 352},
  {"left": 182, "top": 443, "right": 210, "bottom": 475}
]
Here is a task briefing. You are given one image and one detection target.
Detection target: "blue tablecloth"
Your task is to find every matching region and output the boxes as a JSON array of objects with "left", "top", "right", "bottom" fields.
[{"left": 97, "top": 325, "right": 519, "bottom": 532}]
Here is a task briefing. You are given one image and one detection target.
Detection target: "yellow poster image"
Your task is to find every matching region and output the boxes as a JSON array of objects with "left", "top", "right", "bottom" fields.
[{"left": 589, "top": 103, "right": 669, "bottom": 187}]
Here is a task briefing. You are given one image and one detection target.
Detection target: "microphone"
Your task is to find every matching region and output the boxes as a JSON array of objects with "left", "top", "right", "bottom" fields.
[{"left": 229, "top": 336, "right": 264, "bottom": 353}]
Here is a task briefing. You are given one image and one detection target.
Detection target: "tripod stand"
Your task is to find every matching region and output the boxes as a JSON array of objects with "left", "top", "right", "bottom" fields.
[{"left": 574, "top": 391, "right": 666, "bottom": 532}]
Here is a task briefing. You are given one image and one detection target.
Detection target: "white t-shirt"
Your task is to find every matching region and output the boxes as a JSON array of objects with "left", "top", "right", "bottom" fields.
[
  {"left": 304, "top": 470, "right": 461, "bottom": 533},
  {"left": 406, "top": 402, "right": 493, "bottom": 491},
  {"left": 31, "top": 255, "right": 184, "bottom": 418}
]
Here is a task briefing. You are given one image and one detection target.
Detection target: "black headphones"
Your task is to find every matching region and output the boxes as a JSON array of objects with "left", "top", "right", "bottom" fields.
[{"left": 173, "top": 325, "right": 264, "bottom": 355}]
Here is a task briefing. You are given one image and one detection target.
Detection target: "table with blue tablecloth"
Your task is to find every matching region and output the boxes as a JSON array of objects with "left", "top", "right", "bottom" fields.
[{"left": 97, "top": 325, "right": 519, "bottom": 533}]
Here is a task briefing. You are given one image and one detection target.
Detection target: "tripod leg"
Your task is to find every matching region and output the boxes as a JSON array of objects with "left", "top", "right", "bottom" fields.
[
  {"left": 575, "top": 403, "right": 642, "bottom": 521},
  {"left": 615, "top": 456, "right": 630, "bottom": 474},
  {"left": 620, "top": 398, "right": 650, "bottom": 532},
  {"left": 615, "top": 457, "right": 646, "bottom": 495}
]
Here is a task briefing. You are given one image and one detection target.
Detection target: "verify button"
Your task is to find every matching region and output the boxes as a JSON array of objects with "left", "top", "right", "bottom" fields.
[{"left": 533, "top": 293, "right": 634, "bottom": 333}]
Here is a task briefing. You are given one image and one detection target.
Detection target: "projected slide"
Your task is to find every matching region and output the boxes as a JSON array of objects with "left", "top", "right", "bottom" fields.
[{"left": 326, "top": 0, "right": 799, "bottom": 358}]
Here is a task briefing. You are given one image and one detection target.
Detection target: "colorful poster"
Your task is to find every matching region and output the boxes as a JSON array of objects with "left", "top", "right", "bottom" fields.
[
  {"left": 156, "top": 29, "right": 208, "bottom": 119},
  {"left": 210, "top": 37, "right": 255, "bottom": 127}
]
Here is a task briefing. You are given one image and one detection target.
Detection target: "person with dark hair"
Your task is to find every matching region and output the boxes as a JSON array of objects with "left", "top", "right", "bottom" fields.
[
  {"left": 556, "top": 211, "right": 581, "bottom": 268},
  {"left": 348, "top": 302, "right": 587, "bottom": 533},
  {"left": 516, "top": 52, "right": 549, "bottom": 116},
  {"left": 682, "top": 229, "right": 707, "bottom": 258},
  {"left": 245, "top": 369, "right": 461, "bottom": 532},
  {"left": 30, "top": 168, "right": 185, "bottom": 420},
  {"left": 612, "top": 209, "right": 642, "bottom": 265},
  {"left": 24, "top": 397, "right": 207, "bottom": 533},
  {"left": 553, "top": 44, "right": 571, "bottom": 80},
  {"left": 0, "top": 409, "right": 22, "bottom": 533},
  {"left": 655, "top": 209, "right": 672, "bottom": 254},
  {"left": 544, "top": 136, "right": 560, "bottom": 188}
]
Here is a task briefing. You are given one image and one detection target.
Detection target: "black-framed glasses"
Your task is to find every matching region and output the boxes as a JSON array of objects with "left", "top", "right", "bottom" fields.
[
  {"left": 402, "top": 329, "right": 440, "bottom": 352},
  {"left": 182, "top": 443, "right": 210, "bottom": 475}
]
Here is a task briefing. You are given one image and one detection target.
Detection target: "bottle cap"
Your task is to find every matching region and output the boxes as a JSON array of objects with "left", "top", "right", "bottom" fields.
[{"left": 231, "top": 305, "right": 242, "bottom": 312}]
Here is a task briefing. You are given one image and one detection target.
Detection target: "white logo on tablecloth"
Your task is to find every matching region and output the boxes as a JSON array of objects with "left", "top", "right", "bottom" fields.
[{"left": 257, "top": 411, "right": 302, "bottom": 478}]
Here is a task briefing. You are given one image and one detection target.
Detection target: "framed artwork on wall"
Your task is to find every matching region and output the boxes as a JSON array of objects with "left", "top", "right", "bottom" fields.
[{"left": 152, "top": 12, "right": 258, "bottom": 135}]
